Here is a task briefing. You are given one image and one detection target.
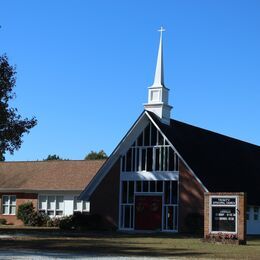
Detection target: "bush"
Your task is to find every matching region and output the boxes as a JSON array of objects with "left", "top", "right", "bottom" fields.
[
  {"left": 59, "top": 212, "right": 102, "bottom": 231},
  {"left": 0, "top": 218, "right": 7, "bottom": 225},
  {"left": 47, "top": 217, "right": 61, "bottom": 227},
  {"left": 17, "top": 202, "right": 50, "bottom": 226},
  {"left": 59, "top": 215, "right": 74, "bottom": 230},
  {"left": 17, "top": 202, "right": 34, "bottom": 225}
]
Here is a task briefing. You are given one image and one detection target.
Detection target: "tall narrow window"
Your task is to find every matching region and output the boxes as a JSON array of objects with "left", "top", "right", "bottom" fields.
[
  {"left": 141, "top": 149, "right": 146, "bottom": 171},
  {"left": 144, "top": 124, "right": 150, "bottom": 146},
  {"left": 147, "top": 148, "right": 153, "bottom": 171}
]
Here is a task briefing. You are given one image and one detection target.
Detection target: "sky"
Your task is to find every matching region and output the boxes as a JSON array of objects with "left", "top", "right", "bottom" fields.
[{"left": 0, "top": 0, "right": 259, "bottom": 161}]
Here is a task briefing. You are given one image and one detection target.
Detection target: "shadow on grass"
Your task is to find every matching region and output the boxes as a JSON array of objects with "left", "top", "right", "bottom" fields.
[{"left": 0, "top": 237, "right": 209, "bottom": 258}]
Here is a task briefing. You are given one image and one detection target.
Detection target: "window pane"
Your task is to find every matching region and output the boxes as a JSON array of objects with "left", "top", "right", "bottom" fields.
[
  {"left": 128, "top": 181, "right": 134, "bottom": 203},
  {"left": 122, "top": 181, "right": 128, "bottom": 203},
  {"left": 155, "top": 148, "right": 160, "bottom": 171},
  {"left": 3, "top": 205, "right": 9, "bottom": 214},
  {"left": 157, "top": 181, "right": 163, "bottom": 192},
  {"left": 10, "top": 206, "right": 16, "bottom": 215},
  {"left": 136, "top": 149, "right": 140, "bottom": 171},
  {"left": 136, "top": 181, "right": 141, "bottom": 192},
  {"left": 137, "top": 132, "right": 143, "bottom": 146},
  {"left": 169, "top": 149, "right": 175, "bottom": 171},
  {"left": 47, "top": 196, "right": 55, "bottom": 210},
  {"left": 2, "top": 196, "right": 9, "bottom": 205},
  {"left": 144, "top": 124, "right": 150, "bottom": 146},
  {"left": 10, "top": 196, "right": 16, "bottom": 205},
  {"left": 151, "top": 124, "right": 157, "bottom": 146},
  {"left": 39, "top": 196, "right": 47, "bottom": 210},
  {"left": 56, "top": 211, "right": 63, "bottom": 216},
  {"left": 124, "top": 205, "right": 131, "bottom": 228},
  {"left": 171, "top": 181, "right": 178, "bottom": 204},
  {"left": 150, "top": 181, "right": 156, "bottom": 192},
  {"left": 126, "top": 149, "right": 132, "bottom": 171},
  {"left": 122, "top": 156, "right": 125, "bottom": 172},
  {"left": 132, "top": 148, "right": 136, "bottom": 172},
  {"left": 143, "top": 181, "right": 148, "bottom": 192},
  {"left": 160, "top": 147, "right": 164, "bottom": 171},
  {"left": 56, "top": 196, "right": 64, "bottom": 210},
  {"left": 147, "top": 148, "right": 153, "bottom": 171},
  {"left": 176, "top": 156, "right": 179, "bottom": 170},
  {"left": 158, "top": 132, "right": 163, "bottom": 145},
  {"left": 167, "top": 206, "right": 174, "bottom": 230},
  {"left": 164, "top": 181, "right": 170, "bottom": 204},
  {"left": 83, "top": 201, "right": 90, "bottom": 212},
  {"left": 74, "top": 197, "right": 81, "bottom": 211},
  {"left": 47, "top": 210, "right": 54, "bottom": 216},
  {"left": 141, "top": 149, "right": 146, "bottom": 171}
]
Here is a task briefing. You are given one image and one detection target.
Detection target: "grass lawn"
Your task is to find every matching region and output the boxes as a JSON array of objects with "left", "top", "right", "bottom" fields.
[{"left": 0, "top": 229, "right": 259, "bottom": 259}]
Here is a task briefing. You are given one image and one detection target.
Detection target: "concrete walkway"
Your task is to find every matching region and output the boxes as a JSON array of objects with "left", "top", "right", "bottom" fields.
[{"left": 0, "top": 250, "right": 166, "bottom": 260}]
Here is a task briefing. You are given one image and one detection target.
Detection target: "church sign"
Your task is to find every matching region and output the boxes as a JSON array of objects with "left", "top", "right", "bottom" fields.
[
  {"left": 204, "top": 193, "right": 246, "bottom": 245},
  {"left": 211, "top": 197, "right": 237, "bottom": 233}
]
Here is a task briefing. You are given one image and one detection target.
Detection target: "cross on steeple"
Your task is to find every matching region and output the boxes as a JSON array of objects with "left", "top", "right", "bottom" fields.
[{"left": 158, "top": 26, "right": 166, "bottom": 36}]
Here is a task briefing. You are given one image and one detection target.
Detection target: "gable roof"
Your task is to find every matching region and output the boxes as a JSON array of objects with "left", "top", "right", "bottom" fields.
[
  {"left": 147, "top": 111, "right": 260, "bottom": 205},
  {"left": 0, "top": 160, "right": 105, "bottom": 192}
]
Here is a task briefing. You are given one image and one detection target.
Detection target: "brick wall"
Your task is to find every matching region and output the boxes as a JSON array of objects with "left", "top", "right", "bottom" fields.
[
  {"left": 90, "top": 160, "right": 121, "bottom": 229},
  {"left": 178, "top": 161, "right": 205, "bottom": 233},
  {"left": 0, "top": 192, "right": 38, "bottom": 225}
]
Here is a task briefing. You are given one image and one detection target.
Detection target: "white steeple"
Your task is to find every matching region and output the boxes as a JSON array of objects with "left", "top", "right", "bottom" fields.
[{"left": 144, "top": 27, "right": 172, "bottom": 125}]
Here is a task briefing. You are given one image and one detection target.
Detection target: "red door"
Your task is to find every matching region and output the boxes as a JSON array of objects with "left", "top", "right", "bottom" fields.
[{"left": 135, "top": 196, "right": 162, "bottom": 230}]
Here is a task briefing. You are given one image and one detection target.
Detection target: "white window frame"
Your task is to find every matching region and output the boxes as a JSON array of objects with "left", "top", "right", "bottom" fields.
[
  {"left": 2, "top": 195, "right": 16, "bottom": 215},
  {"left": 38, "top": 195, "right": 64, "bottom": 217},
  {"left": 73, "top": 196, "right": 90, "bottom": 213}
]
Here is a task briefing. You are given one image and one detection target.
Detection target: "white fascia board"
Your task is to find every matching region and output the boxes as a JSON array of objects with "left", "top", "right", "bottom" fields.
[
  {"left": 145, "top": 111, "right": 209, "bottom": 192},
  {"left": 79, "top": 111, "right": 150, "bottom": 200}
]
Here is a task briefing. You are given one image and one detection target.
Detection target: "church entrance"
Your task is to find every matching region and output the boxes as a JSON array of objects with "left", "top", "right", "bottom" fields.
[{"left": 135, "top": 195, "right": 162, "bottom": 230}]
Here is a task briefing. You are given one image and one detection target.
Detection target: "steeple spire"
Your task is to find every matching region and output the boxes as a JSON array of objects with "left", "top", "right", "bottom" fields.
[
  {"left": 144, "top": 27, "right": 172, "bottom": 125},
  {"left": 153, "top": 26, "right": 165, "bottom": 87}
]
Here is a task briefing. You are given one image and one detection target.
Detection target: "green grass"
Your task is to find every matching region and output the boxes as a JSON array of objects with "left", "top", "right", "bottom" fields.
[{"left": 0, "top": 230, "right": 259, "bottom": 259}]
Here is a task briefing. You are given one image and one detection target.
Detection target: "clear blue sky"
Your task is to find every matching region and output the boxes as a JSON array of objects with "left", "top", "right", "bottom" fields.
[{"left": 1, "top": 0, "right": 259, "bottom": 161}]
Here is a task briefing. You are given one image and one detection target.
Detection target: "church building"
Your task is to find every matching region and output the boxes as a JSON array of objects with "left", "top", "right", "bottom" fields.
[{"left": 80, "top": 28, "right": 260, "bottom": 234}]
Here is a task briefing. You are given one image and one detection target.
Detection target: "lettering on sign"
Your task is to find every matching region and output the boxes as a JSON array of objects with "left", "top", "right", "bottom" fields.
[{"left": 211, "top": 197, "right": 237, "bottom": 233}]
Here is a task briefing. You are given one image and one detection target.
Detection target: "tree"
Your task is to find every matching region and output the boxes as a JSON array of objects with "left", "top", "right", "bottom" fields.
[
  {"left": 84, "top": 150, "right": 108, "bottom": 160},
  {"left": 0, "top": 54, "right": 37, "bottom": 161},
  {"left": 43, "top": 154, "right": 63, "bottom": 161}
]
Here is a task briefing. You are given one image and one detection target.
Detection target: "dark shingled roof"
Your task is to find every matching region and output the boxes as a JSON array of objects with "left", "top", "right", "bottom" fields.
[
  {"left": 148, "top": 111, "right": 260, "bottom": 205},
  {"left": 0, "top": 160, "right": 105, "bottom": 191}
]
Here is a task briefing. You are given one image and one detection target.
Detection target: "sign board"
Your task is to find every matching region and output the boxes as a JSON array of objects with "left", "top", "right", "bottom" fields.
[
  {"left": 204, "top": 193, "right": 246, "bottom": 245},
  {"left": 211, "top": 196, "right": 237, "bottom": 233}
]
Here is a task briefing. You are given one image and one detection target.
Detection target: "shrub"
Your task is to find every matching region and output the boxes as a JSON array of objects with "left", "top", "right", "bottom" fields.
[
  {"left": 47, "top": 217, "right": 61, "bottom": 227},
  {"left": 17, "top": 202, "right": 34, "bottom": 225},
  {"left": 59, "top": 215, "right": 74, "bottom": 230},
  {"left": 17, "top": 202, "right": 50, "bottom": 226},
  {"left": 0, "top": 218, "right": 7, "bottom": 225},
  {"left": 59, "top": 212, "right": 103, "bottom": 231}
]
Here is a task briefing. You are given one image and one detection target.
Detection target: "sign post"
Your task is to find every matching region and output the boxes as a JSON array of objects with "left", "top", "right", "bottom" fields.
[{"left": 204, "top": 193, "right": 246, "bottom": 245}]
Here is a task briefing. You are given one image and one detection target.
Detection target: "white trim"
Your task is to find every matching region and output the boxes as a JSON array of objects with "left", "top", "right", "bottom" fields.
[
  {"left": 145, "top": 111, "right": 208, "bottom": 192},
  {"left": 209, "top": 195, "right": 238, "bottom": 234},
  {"left": 121, "top": 171, "right": 179, "bottom": 181}
]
